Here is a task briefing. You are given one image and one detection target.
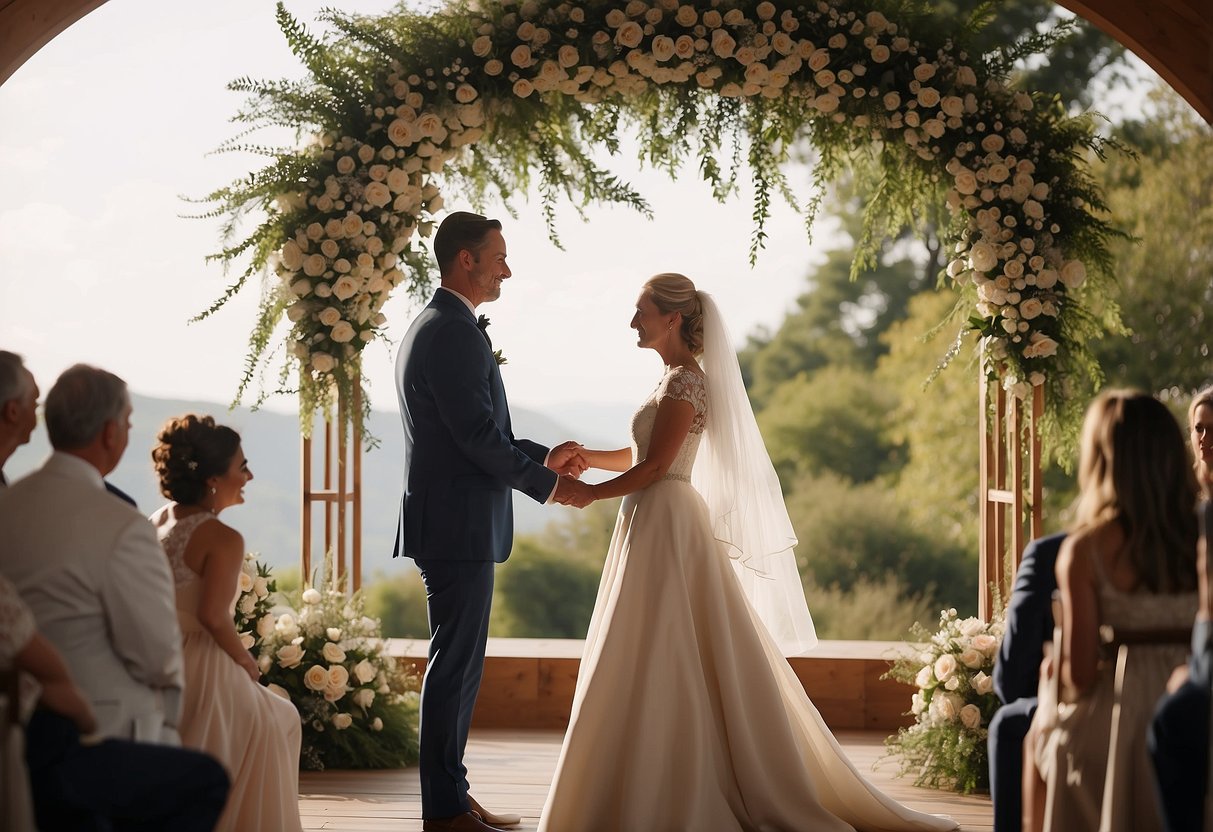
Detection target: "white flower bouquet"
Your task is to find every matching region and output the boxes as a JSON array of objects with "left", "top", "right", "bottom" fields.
[
  {"left": 233, "top": 556, "right": 420, "bottom": 770},
  {"left": 883, "top": 607, "right": 1005, "bottom": 793}
]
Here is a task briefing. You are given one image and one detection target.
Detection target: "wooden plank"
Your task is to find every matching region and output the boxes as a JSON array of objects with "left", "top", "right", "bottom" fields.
[{"left": 298, "top": 729, "right": 993, "bottom": 831}]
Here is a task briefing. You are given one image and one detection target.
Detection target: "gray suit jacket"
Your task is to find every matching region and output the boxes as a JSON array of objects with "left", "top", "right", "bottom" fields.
[{"left": 0, "top": 452, "right": 184, "bottom": 743}]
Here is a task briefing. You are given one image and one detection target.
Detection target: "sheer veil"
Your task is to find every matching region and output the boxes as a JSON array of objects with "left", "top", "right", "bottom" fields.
[{"left": 691, "top": 291, "right": 818, "bottom": 655}]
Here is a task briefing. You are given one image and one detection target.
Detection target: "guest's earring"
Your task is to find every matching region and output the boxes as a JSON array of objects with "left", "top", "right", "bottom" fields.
[{"left": 210, "top": 487, "right": 217, "bottom": 495}]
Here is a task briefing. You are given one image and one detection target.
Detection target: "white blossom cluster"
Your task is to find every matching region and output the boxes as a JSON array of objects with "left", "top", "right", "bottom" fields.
[
  {"left": 908, "top": 607, "right": 1004, "bottom": 731},
  {"left": 262, "top": 0, "right": 1099, "bottom": 398}
]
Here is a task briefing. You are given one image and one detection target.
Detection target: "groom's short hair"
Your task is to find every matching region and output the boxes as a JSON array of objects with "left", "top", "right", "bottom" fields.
[{"left": 434, "top": 212, "right": 502, "bottom": 272}]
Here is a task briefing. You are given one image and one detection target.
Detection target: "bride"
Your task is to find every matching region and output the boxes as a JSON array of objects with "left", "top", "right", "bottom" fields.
[{"left": 539, "top": 274, "right": 955, "bottom": 832}]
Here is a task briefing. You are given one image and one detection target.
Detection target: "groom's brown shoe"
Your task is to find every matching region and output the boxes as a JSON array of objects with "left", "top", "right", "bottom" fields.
[
  {"left": 422, "top": 811, "right": 507, "bottom": 832},
  {"left": 468, "top": 795, "right": 522, "bottom": 827}
]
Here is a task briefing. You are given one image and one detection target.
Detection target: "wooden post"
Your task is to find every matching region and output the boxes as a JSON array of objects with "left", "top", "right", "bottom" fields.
[
  {"left": 300, "top": 378, "right": 363, "bottom": 593},
  {"left": 979, "top": 358, "right": 1045, "bottom": 620}
]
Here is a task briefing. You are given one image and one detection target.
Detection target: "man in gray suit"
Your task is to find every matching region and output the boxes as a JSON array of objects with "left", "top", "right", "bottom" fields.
[{"left": 0, "top": 363, "right": 184, "bottom": 743}]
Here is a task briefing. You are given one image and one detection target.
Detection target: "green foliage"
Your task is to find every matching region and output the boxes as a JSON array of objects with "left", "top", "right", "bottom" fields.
[
  {"left": 806, "top": 575, "right": 936, "bottom": 640},
  {"left": 758, "top": 366, "right": 903, "bottom": 485},
  {"left": 1090, "top": 90, "right": 1213, "bottom": 393},
  {"left": 363, "top": 570, "right": 431, "bottom": 638},
  {"left": 491, "top": 539, "right": 602, "bottom": 638},
  {"left": 785, "top": 471, "right": 977, "bottom": 614}
]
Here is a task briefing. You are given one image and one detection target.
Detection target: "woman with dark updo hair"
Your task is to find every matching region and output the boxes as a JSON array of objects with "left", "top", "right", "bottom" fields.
[{"left": 149, "top": 414, "right": 302, "bottom": 832}]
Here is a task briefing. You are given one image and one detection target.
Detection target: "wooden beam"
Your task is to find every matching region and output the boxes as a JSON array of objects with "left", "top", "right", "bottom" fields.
[
  {"left": 0, "top": 0, "right": 109, "bottom": 85},
  {"left": 1057, "top": 0, "right": 1213, "bottom": 124}
]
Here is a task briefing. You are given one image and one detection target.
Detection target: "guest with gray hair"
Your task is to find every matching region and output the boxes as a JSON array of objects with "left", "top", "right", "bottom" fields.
[
  {"left": 0, "top": 350, "right": 39, "bottom": 486},
  {"left": 0, "top": 363, "right": 185, "bottom": 744}
]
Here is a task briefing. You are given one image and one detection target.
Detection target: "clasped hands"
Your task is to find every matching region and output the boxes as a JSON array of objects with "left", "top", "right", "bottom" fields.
[{"left": 548, "top": 441, "right": 595, "bottom": 509}]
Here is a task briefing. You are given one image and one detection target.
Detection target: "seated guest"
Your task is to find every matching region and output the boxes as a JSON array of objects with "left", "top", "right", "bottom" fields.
[
  {"left": 988, "top": 531, "right": 1066, "bottom": 832},
  {"left": 1148, "top": 387, "right": 1213, "bottom": 832},
  {"left": 150, "top": 414, "right": 303, "bottom": 832},
  {"left": 1027, "top": 391, "right": 1198, "bottom": 832},
  {"left": 0, "top": 364, "right": 185, "bottom": 743},
  {"left": 1, "top": 573, "right": 229, "bottom": 831},
  {"left": 0, "top": 350, "right": 38, "bottom": 487}
]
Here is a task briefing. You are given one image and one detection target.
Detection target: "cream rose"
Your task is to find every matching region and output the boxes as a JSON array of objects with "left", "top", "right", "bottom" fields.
[
  {"left": 354, "top": 658, "right": 377, "bottom": 684},
  {"left": 371, "top": 717, "right": 384, "bottom": 731},
  {"left": 934, "top": 654, "right": 958, "bottom": 682},
  {"left": 915, "top": 665, "right": 934, "bottom": 688},
  {"left": 256, "top": 614, "right": 277, "bottom": 639},
  {"left": 651, "top": 35, "right": 675, "bottom": 62},
  {"left": 281, "top": 240, "right": 304, "bottom": 271},
  {"left": 302, "top": 587, "right": 322, "bottom": 605},
  {"left": 318, "top": 306, "right": 342, "bottom": 327},
  {"left": 1035, "top": 268, "right": 1058, "bottom": 289},
  {"left": 353, "top": 688, "right": 375, "bottom": 709},
  {"left": 972, "top": 634, "right": 998, "bottom": 655},
  {"left": 277, "top": 643, "right": 304, "bottom": 669},
  {"left": 1060, "top": 259, "right": 1087, "bottom": 289},
  {"left": 968, "top": 241, "right": 998, "bottom": 273},
  {"left": 332, "top": 712, "right": 353, "bottom": 730},
  {"left": 238, "top": 571, "right": 254, "bottom": 593},
  {"left": 304, "top": 665, "right": 329, "bottom": 691},
  {"left": 328, "top": 665, "right": 350, "bottom": 689},
  {"left": 330, "top": 321, "right": 356, "bottom": 343},
  {"left": 960, "top": 648, "right": 985, "bottom": 669},
  {"left": 333, "top": 275, "right": 360, "bottom": 302},
  {"left": 513, "top": 79, "right": 534, "bottom": 98},
  {"left": 1019, "top": 298, "right": 1042, "bottom": 320},
  {"left": 1023, "top": 332, "right": 1059, "bottom": 358},
  {"left": 959, "top": 703, "right": 982, "bottom": 730},
  {"left": 616, "top": 21, "right": 643, "bottom": 48}
]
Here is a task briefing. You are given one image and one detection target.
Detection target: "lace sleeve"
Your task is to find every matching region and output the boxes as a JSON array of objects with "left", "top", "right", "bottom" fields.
[
  {"left": 0, "top": 574, "right": 35, "bottom": 664},
  {"left": 658, "top": 367, "right": 707, "bottom": 431}
]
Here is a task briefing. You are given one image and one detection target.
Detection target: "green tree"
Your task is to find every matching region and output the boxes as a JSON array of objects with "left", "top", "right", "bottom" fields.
[
  {"left": 806, "top": 576, "right": 937, "bottom": 641},
  {"left": 1090, "top": 91, "right": 1213, "bottom": 392},
  {"left": 758, "top": 365, "right": 902, "bottom": 486},
  {"left": 363, "top": 570, "right": 430, "bottom": 638},
  {"left": 490, "top": 540, "right": 602, "bottom": 638}
]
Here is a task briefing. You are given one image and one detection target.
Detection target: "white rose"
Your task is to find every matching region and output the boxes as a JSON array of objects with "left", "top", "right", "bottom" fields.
[
  {"left": 371, "top": 717, "right": 384, "bottom": 731},
  {"left": 1023, "top": 332, "right": 1059, "bottom": 358},
  {"left": 972, "top": 634, "right": 999, "bottom": 655},
  {"left": 960, "top": 648, "right": 985, "bottom": 669},
  {"left": 616, "top": 21, "right": 643, "bottom": 48},
  {"left": 972, "top": 671, "right": 994, "bottom": 695},
  {"left": 328, "top": 665, "right": 350, "bottom": 688},
  {"left": 322, "top": 642, "right": 347, "bottom": 664},
  {"left": 302, "top": 587, "right": 322, "bottom": 605},
  {"left": 256, "top": 614, "right": 277, "bottom": 639},
  {"left": 277, "top": 643, "right": 304, "bottom": 669},
  {"left": 934, "top": 654, "right": 958, "bottom": 682},
  {"left": 238, "top": 571, "right": 255, "bottom": 593},
  {"left": 911, "top": 692, "right": 926, "bottom": 715},
  {"left": 304, "top": 665, "right": 329, "bottom": 691},
  {"left": 931, "top": 691, "right": 962, "bottom": 722},
  {"left": 303, "top": 254, "right": 327, "bottom": 278},
  {"left": 332, "top": 712, "right": 353, "bottom": 730},
  {"left": 960, "top": 703, "right": 982, "bottom": 730},
  {"left": 353, "top": 688, "right": 375, "bottom": 709},
  {"left": 354, "top": 658, "right": 378, "bottom": 685},
  {"left": 968, "top": 241, "right": 998, "bottom": 273},
  {"left": 1060, "top": 259, "right": 1087, "bottom": 289},
  {"left": 915, "top": 665, "right": 934, "bottom": 688},
  {"left": 1019, "top": 298, "right": 1042, "bottom": 319}
]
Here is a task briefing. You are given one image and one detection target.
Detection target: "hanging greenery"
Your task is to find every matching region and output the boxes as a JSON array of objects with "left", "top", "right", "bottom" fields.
[{"left": 199, "top": 0, "right": 1122, "bottom": 443}]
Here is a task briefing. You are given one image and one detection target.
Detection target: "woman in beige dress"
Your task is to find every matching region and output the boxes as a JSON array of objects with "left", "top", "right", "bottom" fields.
[
  {"left": 1027, "top": 391, "right": 1200, "bottom": 832},
  {"left": 1190, "top": 386, "right": 1213, "bottom": 498},
  {"left": 150, "top": 414, "right": 303, "bottom": 832}
]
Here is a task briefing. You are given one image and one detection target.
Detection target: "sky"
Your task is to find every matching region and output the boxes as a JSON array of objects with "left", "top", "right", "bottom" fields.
[{"left": 0, "top": 0, "right": 839, "bottom": 417}]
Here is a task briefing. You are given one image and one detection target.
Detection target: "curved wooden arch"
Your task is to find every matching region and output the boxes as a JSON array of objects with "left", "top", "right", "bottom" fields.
[{"left": 4, "top": 0, "right": 1208, "bottom": 123}]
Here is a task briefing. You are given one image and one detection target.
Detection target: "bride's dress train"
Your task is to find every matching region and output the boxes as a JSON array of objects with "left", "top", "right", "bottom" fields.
[{"left": 539, "top": 367, "right": 954, "bottom": 832}]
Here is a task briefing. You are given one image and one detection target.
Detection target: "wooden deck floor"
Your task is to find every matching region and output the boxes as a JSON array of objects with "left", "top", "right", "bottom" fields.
[{"left": 299, "top": 729, "right": 993, "bottom": 831}]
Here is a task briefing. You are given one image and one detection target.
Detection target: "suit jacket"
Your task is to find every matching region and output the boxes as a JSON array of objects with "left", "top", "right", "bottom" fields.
[
  {"left": 393, "top": 289, "right": 556, "bottom": 563},
  {"left": 993, "top": 532, "right": 1067, "bottom": 705},
  {"left": 0, "top": 452, "right": 184, "bottom": 743}
]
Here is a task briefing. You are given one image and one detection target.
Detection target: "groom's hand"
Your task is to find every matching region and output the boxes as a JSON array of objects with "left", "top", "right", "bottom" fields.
[
  {"left": 554, "top": 475, "right": 594, "bottom": 509},
  {"left": 548, "top": 440, "right": 587, "bottom": 478}
]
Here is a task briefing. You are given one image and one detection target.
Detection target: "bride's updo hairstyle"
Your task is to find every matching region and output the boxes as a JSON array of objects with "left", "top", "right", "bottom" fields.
[
  {"left": 152, "top": 414, "right": 241, "bottom": 504},
  {"left": 644, "top": 273, "right": 705, "bottom": 356}
]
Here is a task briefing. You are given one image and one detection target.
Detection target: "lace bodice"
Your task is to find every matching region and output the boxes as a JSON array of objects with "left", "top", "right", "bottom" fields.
[
  {"left": 1092, "top": 551, "right": 1197, "bottom": 644},
  {"left": 630, "top": 366, "right": 707, "bottom": 482},
  {"left": 159, "top": 511, "right": 216, "bottom": 588}
]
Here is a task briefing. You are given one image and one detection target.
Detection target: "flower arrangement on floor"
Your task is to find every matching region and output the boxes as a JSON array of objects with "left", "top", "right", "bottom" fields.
[
  {"left": 233, "top": 554, "right": 420, "bottom": 771},
  {"left": 882, "top": 607, "right": 1004, "bottom": 794},
  {"left": 202, "top": 0, "right": 1122, "bottom": 447}
]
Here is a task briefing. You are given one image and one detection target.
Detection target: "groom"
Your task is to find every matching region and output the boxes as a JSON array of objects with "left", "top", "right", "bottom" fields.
[{"left": 393, "top": 211, "right": 589, "bottom": 832}]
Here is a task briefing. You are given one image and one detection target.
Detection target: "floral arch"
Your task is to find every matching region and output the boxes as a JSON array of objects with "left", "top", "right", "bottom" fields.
[{"left": 204, "top": 0, "right": 1119, "bottom": 443}]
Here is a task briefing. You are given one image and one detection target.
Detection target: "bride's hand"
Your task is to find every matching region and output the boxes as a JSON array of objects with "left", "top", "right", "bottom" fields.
[{"left": 548, "top": 441, "right": 587, "bottom": 477}]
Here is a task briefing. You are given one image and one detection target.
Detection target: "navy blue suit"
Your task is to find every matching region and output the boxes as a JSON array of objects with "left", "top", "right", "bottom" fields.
[
  {"left": 989, "top": 532, "right": 1066, "bottom": 832},
  {"left": 394, "top": 288, "right": 556, "bottom": 819},
  {"left": 1149, "top": 617, "right": 1211, "bottom": 831}
]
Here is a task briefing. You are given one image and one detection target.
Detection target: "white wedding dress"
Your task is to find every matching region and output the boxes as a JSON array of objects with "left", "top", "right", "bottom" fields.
[{"left": 539, "top": 366, "right": 955, "bottom": 832}]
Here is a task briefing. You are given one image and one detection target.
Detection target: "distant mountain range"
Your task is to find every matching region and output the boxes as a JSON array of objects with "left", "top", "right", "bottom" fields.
[{"left": 4, "top": 393, "right": 634, "bottom": 577}]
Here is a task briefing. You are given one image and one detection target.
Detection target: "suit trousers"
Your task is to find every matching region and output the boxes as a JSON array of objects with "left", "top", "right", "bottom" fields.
[
  {"left": 988, "top": 697, "right": 1038, "bottom": 832},
  {"left": 25, "top": 709, "right": 229, "bottom": 831},
  {"left": 1149, "top": 680, "right": 1210, "bottom": 832},
  {"left": 415, "top": 559, "right": 495, "bottom": 819}
]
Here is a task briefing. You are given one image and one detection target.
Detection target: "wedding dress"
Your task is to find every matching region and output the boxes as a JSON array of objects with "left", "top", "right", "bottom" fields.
[
  {"left": 538, "top": 362, "right": 956, "bottom": 832},
  {"left": 157, "top": 510, "right": 304, "bottom": 832}
]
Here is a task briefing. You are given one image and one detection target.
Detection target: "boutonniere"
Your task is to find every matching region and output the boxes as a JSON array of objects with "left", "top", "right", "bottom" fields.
[{"left": 476, "top": 314, "right": 507, "bottom": 365}]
